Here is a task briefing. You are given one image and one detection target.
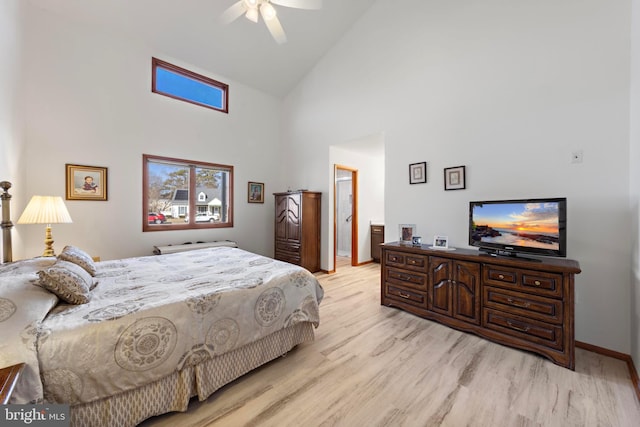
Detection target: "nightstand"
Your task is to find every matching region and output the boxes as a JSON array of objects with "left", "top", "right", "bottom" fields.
[{"left": 0, "top": 363, "right": 25, "bottom": 404}]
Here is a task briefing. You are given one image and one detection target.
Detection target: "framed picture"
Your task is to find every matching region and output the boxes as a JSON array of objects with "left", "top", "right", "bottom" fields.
[
  {"left": 433, "top": 235, "right": 449, "bottom": 249},
  {"left": 399, "top": 224, "right": 416, "bottom": 244},
  {"left": 248, "top": 181, "right": 264, "bottom": 203},
  {"left": 444, "top": 165, "right": 466, "bottom": 190},
  {"left": 65, "top": 164, "right": 108, "bottom": 201},
  {"left": 409, "top": 162, "right": 427, "bottom": 184}
]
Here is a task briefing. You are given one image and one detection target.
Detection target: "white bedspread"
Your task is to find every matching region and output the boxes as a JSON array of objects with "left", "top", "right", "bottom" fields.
[
  {"left": 0, "top": 258, "right": 58, "bottom": 403},
  {"left": 2, "top": 247, "right": 323, "bottom": 405}
]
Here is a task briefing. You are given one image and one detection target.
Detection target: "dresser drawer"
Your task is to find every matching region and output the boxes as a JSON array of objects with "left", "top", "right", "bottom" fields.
[
  {"left": 483, "top": 264, "right": 563, "bottom": 298},
  {"left": 483, "top": 286, "right": 563, "bottom": 324},
  {"left": 385, "top": 267, "right": 427, "bottom": 291},
  {"left": 275, "top": 250, "right": 300, "bottom": 264},
  {"left": 385, "top": 250, "right": 427, "bottom": 272},
  {"left": 385, "top": 284, "right": 427, "bottom": 308},
  {"left": 371, "top": 225, "right": 384, "bottom": 234},
  {"left": 483, "top": 308, "right": 563, "bottom": 350},
  {"left": 276, "top": 240, "right": 301, "bottom": 253}
]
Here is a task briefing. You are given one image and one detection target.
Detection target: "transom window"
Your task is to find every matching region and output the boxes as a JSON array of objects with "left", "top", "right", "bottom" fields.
[
  {"left": 143, "top": 154, "right": 233, "bottom": 232},
  {"left": 152, "top": 58, "right": 229, "bottom": 113}
]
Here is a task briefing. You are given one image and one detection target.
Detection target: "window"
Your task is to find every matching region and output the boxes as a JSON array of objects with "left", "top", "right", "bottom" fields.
[
  {"left": 152, "top": 58, "right": 229, "bottom": 113},
  {"left": 143, "top": 154, "right": 233, "bottom": 232}
]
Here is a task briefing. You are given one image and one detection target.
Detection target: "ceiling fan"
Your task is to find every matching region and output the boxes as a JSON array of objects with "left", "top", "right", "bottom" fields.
[{"left": 221, "top": 0, "right": 322, "bottom": 44}]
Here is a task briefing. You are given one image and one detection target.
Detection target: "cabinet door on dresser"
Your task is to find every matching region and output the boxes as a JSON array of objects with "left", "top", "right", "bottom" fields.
[
  {"left": 275, "top": 192, "right": 301, "bottom": 242},
  {"left": 430, "top": 257, "right": 453, "bottom": 316},
  {"left": 429, "top": 257, "right": 481, "bottom": 325},
  {"left": 452, "top": 260, "right": 481, "bottom": 325}
]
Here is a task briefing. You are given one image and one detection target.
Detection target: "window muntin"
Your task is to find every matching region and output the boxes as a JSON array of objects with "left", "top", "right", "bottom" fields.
[
  {"left": 152, "top": 58, "right": 229, "bottom": 113},
  {"left": 143, "top": 154, "right": 233, "bottom": 231}
]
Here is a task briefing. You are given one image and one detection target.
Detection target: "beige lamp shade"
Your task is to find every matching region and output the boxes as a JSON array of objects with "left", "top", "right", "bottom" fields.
[
  {"left": 17, "top": 196, "right": 72, "bottom": 257},
  {"left": 17, "top": 196, "right": 73, "bottom": 225}
]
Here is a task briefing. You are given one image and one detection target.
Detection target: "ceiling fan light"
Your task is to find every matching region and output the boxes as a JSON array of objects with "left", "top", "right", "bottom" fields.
[
  {"left": 244, "top": 0, "right": 259, "bottom": 7},
  {"left": 245, "top": 8, "right": 259, "bottom": 22},
  {"left": 260, "top": 3, "right": 277, "bottom": 21}
]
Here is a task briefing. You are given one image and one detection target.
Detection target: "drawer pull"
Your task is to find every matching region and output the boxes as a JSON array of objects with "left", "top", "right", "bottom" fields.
[
  {"left": 498, "top": 274, "right": 505, "bottom": 279},
  {"left": 507, "top": 298, "right": 531, "bottom": 308},
  {"left": 408, "top": 259, "right": 416, "bottom": 265},
  {"left": 507, "top": 321, "right": 530, "bottom": 333},
  {"left": 399, "top": 292, "right": 410, "bottom": 299},
  {"left": 534, "top": 280, "right": 541, "bottom": 286}
]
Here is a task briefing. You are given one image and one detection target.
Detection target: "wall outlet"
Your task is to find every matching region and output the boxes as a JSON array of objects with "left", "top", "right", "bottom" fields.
[{"left": 571, "top": 150, "right": 584, "bottom": 164}]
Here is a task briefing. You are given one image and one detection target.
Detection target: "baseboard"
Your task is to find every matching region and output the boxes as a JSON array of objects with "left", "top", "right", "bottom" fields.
[{"left": 576, "top": 341, "right": 640, "bottom": 403}]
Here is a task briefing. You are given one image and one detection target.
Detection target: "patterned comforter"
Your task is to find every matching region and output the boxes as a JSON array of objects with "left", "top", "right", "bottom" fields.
[{"left": 0, "top": 247, "right": 323, "bottom": 405}]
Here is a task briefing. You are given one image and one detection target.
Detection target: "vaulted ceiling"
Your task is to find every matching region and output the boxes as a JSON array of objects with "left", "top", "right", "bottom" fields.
[{"left": 27, "top": 0, "right": 378, "bottom": 97}]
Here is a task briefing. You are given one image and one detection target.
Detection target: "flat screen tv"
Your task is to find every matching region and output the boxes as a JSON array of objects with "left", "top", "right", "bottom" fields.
[{"left": 469, "top": 197, "right": 566, "bottom": 259}]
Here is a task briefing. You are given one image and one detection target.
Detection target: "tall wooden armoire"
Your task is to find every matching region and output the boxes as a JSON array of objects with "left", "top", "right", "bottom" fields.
[{"left": 274, "top": 191, "right": 321, "bottom": 273}]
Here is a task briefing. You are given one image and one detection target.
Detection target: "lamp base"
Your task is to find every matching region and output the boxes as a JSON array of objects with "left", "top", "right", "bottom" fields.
[{"left": 43, "top": 225, "right": 56, "bottom": 257}]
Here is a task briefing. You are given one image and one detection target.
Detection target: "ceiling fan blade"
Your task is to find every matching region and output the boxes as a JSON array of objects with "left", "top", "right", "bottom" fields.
[
  {"left": 263, "top": 14, "right": 287, "bottom": 44},
  {"left": 270, "top": 0, "right": 322, "bottom": 10},
  {"left": 220, "top": 1, "right": 248, "bottom": 25}
]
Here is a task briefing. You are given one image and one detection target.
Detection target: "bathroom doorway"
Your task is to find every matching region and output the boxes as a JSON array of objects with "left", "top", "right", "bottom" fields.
[{"left": 334, "top": 165, "right": 358, "bottom": 268}]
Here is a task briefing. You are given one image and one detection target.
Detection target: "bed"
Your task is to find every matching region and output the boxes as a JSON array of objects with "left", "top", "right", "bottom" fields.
[{"left": 0, "top": 182, "right": 324, "bottom": 426}]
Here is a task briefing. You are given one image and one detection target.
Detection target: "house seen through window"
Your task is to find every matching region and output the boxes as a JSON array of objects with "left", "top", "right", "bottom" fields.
[{"left": 143, "top": 154, "right": 233, "bottom": 231}]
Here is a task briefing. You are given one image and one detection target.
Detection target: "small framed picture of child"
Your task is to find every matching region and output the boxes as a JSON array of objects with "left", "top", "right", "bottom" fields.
[{"left": 65, "top": 164, "right": 108, "bottom": 201}]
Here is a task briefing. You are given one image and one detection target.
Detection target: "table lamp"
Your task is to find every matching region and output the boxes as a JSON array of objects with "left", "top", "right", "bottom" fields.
[{"left": 17, "top": 196, "right": 73, "bottom": 257}]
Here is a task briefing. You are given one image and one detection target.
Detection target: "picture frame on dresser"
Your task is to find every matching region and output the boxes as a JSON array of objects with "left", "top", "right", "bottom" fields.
[
  {"left": 399, "top": 224, "right": 416, "bottom": 244},
  {"left": 433, "top": 235, "right": 449, "bottom": 249}
]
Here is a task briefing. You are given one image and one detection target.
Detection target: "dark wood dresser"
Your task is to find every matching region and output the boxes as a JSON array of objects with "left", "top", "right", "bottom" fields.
[
  {"left": 274, "top": 191, "right": 321, "bottom": 273},
  {"left": 380, "top": 242, "right": 580, "bottom": 369}
]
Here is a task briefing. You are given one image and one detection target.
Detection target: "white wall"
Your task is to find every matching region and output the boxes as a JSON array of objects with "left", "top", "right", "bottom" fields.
[
  {"left": 283, "top": 0, "right": 633, "bottom": 353},
  {"left": 630, "top": 0, "right": 640, "bottom": 368},
  {"left": 0, "top": 0, "right": 28, "bottom": 260},
  {"left": 16, "top": 4, "right": 283, "bottom": 261}
]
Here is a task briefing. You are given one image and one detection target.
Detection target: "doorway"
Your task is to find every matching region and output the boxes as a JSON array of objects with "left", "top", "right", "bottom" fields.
[{"left": 334, "top": 165, "right": 358, "bottom": 269}]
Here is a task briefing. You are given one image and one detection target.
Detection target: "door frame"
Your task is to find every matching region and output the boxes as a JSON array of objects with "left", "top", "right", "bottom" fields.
[{"left": 334, "top": 164, "right": 358, "bottom": 269}]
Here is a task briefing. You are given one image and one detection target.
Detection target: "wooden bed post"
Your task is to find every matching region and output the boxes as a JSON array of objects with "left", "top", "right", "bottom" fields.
[{"left": 0, "top": 181, "right": 13, "bottom": 263}]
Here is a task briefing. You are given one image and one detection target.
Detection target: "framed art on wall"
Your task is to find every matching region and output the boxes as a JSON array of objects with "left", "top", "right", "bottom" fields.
[
  {"left": 444, "top": 165, "right": 466, "bottom": 190},
  {"left": 248, "top": 182, "right": 264, "bottom": 203},
  {"left": 65, "top": 164, "right": 108, "bottom": 201},
  {"left": 409, "top": 162, "right": 427, "bottom": 184}
]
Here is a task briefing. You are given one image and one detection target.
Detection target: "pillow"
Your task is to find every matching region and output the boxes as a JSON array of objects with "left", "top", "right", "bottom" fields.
[
  {"left": 58, "top": 245, "right": 97, "bottom": 276},
  {"left": 37, "top": 260, "right": 92, "bottom": 304}
]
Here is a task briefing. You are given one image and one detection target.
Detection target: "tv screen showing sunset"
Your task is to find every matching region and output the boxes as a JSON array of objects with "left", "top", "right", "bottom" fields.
[{"left": 470, "top": 201, "right": 560, "bottom": 250}]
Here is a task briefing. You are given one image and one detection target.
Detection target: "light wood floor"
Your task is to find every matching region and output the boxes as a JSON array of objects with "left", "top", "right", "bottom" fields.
[{"left": 142, "top": 259, "right": 640, "bottom": 426}]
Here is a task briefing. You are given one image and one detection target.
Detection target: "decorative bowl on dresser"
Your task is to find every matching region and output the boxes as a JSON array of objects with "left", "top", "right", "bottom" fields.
[{"left": 380, "top": 242, "right": 581, "bottom": 369}]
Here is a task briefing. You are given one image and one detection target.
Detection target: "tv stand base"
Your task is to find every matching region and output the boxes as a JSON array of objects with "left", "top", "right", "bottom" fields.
[{"left": 381, "top": 242, "right": 581, "bottom": 370}]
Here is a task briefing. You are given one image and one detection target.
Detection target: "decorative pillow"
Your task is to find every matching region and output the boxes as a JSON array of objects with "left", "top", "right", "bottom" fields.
[
  {"left": 37, "top": 260, "right": 92, "bottom": 304},
  {"left": 58, "top": 245, "right": 97, "bottom": 276}
]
